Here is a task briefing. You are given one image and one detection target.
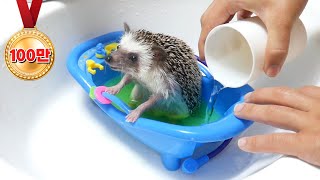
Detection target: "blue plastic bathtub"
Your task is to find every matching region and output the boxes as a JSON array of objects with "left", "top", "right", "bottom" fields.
[{"left": 67, "top": 31, "right": 253, "bottom": 173}]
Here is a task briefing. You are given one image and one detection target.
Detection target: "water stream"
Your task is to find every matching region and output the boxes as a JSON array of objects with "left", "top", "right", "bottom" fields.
[{"left": 205, "top": 82, "right": 226, "bottom": 124}]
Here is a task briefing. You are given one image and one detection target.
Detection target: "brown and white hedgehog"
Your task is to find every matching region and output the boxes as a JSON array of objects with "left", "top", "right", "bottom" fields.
[{"left": 105, "top": 23, "right": 202, "bottom": 122}]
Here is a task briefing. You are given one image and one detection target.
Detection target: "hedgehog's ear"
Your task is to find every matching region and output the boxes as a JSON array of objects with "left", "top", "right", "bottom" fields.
[
  {"left": 124, "top": 22, "right": 131, "bottom": 33},
  {"left": 151, "top": 45, "right": 167, "bottom": 61}
]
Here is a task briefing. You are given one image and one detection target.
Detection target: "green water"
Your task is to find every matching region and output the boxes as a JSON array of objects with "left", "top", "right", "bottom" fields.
[{"left": 105, "top": 77, "right": 221, "bottom": 126}]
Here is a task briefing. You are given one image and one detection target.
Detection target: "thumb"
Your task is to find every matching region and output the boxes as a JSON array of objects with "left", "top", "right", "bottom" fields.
[
  {"left": 238, "top": 133, "right": 301, "bottom": 157},
  {"left": 264, "top": 21, "right": 293, "bottom": 77}
]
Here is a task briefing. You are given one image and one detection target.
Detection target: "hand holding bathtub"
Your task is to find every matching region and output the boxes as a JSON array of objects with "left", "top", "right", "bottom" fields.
[
  {"left": 235, "top": 86, "right": 320, "bottom": 167},
  {"left": 198, "top": 0, "right": 308, "bottom": 77}
]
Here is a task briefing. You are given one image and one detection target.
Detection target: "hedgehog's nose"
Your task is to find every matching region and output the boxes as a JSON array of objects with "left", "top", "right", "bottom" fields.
[{"left": 106, "top": 55, "right": 112, "bottom": 63}]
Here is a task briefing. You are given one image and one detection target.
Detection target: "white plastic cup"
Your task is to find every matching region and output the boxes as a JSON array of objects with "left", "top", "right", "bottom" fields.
[{"left": 205, "top": 16, "right": 307, "bottom": 88}]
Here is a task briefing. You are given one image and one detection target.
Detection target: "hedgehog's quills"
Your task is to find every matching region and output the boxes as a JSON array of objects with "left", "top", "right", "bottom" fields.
[{"left": 105, "top": 23, "right": 202, "bottom": 123}]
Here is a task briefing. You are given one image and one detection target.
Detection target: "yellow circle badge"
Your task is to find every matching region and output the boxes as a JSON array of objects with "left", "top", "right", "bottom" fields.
[
  {"left": 4, "top": 28, "right": 55, "bottom": 80},
  {"left": 5, "top": 0, "right": 54, "bottom": 80}
]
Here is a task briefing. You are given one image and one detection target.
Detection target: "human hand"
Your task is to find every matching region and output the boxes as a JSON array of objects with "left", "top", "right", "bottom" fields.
[
  {"left": 234, "top": 86, "right": 320, "bottom": 166},
  {"left": 199, "top": 0, "right": 308, "bottom": 77}
]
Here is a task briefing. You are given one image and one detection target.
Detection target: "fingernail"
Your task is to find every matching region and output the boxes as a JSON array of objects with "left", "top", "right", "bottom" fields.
[
  {"left": 238, "top": 138, "right": 247, "bottom": 148},
  {"left": 234, "top": 104, "right": 245, "bottom": 113},
  {"left": 266, "top": 65, "right": 281, "bottom": 77},
  {"left": 244, "top": 92, "right": 252, "bottom": 102}
]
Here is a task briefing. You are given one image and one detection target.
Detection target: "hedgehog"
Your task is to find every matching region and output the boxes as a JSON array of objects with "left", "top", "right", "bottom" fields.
[{"left": 105, "top": 23, "right": 202, "bottom": 122}]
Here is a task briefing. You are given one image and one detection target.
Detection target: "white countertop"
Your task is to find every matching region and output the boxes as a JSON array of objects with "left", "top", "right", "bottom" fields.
[
  {"left": 0, "top": 0, "right": 320, "bottom": 180},
  {"left": 0, "top": 154, "right": 319, "bottom": 180}
]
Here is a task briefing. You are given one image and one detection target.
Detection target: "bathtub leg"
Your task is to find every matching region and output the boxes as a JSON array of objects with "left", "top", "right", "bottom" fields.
[{"left": 161, "top": 154, "right": 181, "bottom": 171}]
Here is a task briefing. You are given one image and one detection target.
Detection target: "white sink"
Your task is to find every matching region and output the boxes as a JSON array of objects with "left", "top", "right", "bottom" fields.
[{"left": 0, "top": 0, "right": 319, "bottom": 179}]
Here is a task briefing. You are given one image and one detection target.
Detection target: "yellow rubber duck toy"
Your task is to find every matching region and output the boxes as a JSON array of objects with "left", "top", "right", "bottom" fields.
[{"left": 86, "top": 60, "right": 104, "bottom": 75}]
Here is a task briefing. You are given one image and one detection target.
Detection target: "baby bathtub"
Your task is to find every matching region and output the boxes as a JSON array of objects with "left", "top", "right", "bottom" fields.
[{"left": 67, "top": 31, "right": 253, "bottom": 173}]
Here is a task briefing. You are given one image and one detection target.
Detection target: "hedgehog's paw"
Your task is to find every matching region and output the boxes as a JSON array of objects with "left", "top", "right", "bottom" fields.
[
  {"left": 126, "top": 109, "right": 142, "bottom": 123},
  {"left": 105, "top": 85, "right": 122, "bottom": 95}
]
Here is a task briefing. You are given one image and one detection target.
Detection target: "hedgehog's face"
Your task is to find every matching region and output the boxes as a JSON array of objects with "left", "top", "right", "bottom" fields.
[
  {"left": 106, "top": 23, "right": 167, "bottom": 76},
  {"left": 105, "top": 31, "right": 152, "bottom": 75},
  {"left": 105, "top": 45, "right": 141, "bottom": 74}
]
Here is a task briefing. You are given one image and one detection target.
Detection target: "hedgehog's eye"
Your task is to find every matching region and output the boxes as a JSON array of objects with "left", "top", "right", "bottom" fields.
[{"left": 128, "top": 53, "right": 138, "bottom": 62}]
